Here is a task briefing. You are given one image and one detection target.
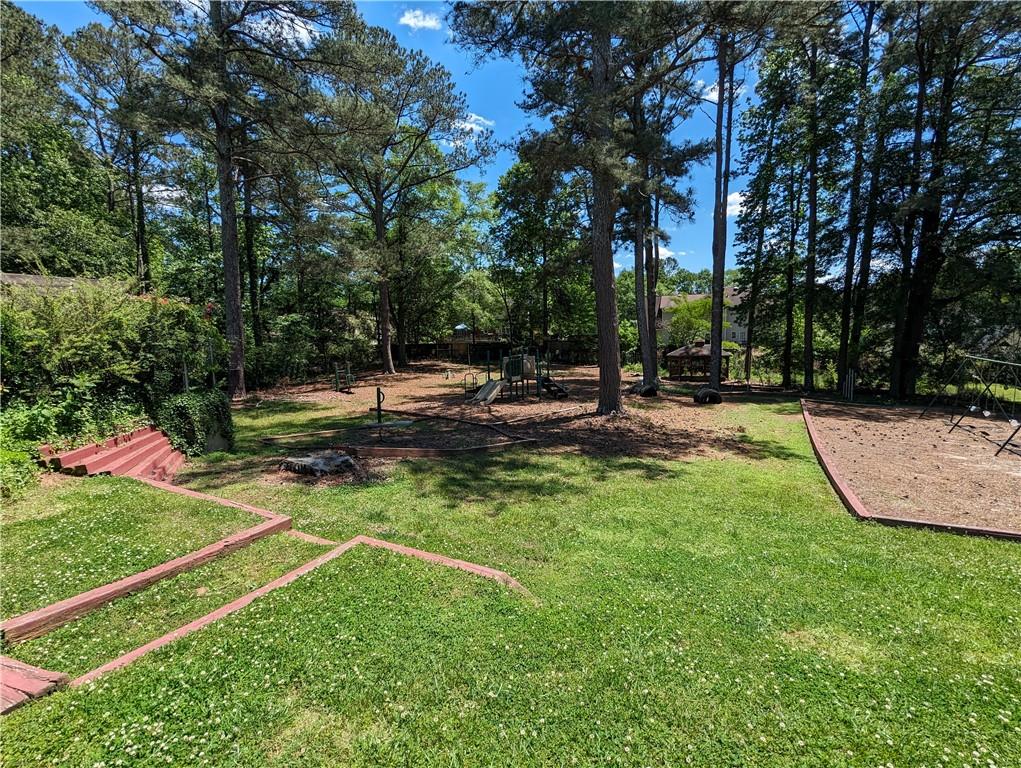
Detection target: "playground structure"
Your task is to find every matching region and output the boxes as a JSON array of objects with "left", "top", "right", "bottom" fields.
[
  {"left": 920, "top": 354, "right": 1021, "bottom": 457},
  {"left": 333, "top": 361, "right": 356, "bottom": 393},
  {"left": 463, "top": 349, "right": 569, "bottom": 405}
]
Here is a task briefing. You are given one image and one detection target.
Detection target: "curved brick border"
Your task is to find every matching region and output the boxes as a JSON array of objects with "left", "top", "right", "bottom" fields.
[
  {"left": 800, "top": 399, "right": 1020, "bottom": 542},
  {"left": 70, "top": 534, "right": 531, "bottom": 687}
]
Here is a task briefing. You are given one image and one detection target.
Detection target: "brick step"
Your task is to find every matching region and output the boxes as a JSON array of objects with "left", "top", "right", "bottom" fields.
[
  {"left": 101, "top": 433, "right": 174, "bottom": 477},
  {"left": 46, "top": 426, "right": 156, "bottom": 471},
  {"left": 71, "top": 430, "right": 167, "bottom": 476},
  {"left": 128, "top": 443, "right": 176, "bottom": 479},
  {"left": 153, "top": 451, "right": 186, "bottom": 482}
]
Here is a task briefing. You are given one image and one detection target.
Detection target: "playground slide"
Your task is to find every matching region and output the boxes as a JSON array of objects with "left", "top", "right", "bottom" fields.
[{"left": 472, "top": 379, "right": 506, "bottom": 405}]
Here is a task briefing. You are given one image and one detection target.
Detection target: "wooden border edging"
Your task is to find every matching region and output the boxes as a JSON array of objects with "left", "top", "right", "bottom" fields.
[
  {"left": 351, "top": 535, "right": 533, "bottom": 596},
  {"left": 136, "top": 478, "right": 284, "bottom": 521},
  {"left": 70, "top": 538, "right": 362, "bottom": 687},
  {"left": 69, "top": 535, "right": 532, "bottom": 687},
  {"left": 1, "top": 656, "right": 69, "bottom": 714},
  {"left": 285, "top": 529, "right": 338, "bottom": 547},
  {"left": 0, "top": 515, "right": 292, "bottom": 644},
  {"left": 373, "top": 407, "right": 524, "bottom": 441},
  {"left": 336, "top": 438, "right": 535, "bottom": 459},
  {"left": 800, "top": 399, "right": 1021, "bottom": 542}
]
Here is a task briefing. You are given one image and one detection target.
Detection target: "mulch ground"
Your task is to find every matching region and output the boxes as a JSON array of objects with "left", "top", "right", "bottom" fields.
[
  {"left": 805, "top": 401, "right": 1021, "bottom": 533},
  {"left": 256, "top": 364, "right": 766, "bottom": 478}
]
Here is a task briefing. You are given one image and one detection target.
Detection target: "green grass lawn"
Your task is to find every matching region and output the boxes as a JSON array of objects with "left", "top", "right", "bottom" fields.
[
  {"left": 7, "top": 534, "right": 326, "bottom": 678},
  {"left": 2, "top": 398, "right": 1019, "bottom": 767},
  {"left": 0, "top": 476, "right": 260, "bottom": 619}
]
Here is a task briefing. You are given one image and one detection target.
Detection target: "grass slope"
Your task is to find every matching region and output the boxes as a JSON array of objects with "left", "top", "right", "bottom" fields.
[
  {"left": 2, "top": 399, "right": 1019, "bottom": 767},
  {"left": 0, "top": 476, "right": 259, "bottom": 620},
  {"left": 7, "top": 533, "right": 327, "bottom": 678}
]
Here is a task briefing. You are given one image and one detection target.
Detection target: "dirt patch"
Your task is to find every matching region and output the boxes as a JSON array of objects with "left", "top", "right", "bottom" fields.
[
  {"left": 250, "top": 364, "right": 794, "bottom": 464},
  {"left": 805, "top": 401, "right": 1020, "bottom": 533},
  {"left": 335, "top": 417, "right": 513, "bottom": 451}
]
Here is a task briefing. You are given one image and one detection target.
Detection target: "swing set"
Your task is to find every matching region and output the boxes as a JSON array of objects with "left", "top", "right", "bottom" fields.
[{"left": 920, "top": 354, "right": 1021, "bottom": 457}]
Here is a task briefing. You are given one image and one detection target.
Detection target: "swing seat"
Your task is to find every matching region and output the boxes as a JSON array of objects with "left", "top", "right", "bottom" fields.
[
  {"left": 982, "top": 410, "right": 991, "bottom": 418},
  {"left": 1009, "top": 419, "right": 1019, "bottom": 428}
]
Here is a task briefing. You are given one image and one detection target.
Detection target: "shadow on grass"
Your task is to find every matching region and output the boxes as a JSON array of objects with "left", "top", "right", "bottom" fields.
[
  {"left": 729, "top": 434, "right": 812, "bottom": 462},
  {"left": 401, "top": 448, "right": 687, "bottom": 511},
  {"left": 186, "top": 389, "right": 813, "bottom": 501}
]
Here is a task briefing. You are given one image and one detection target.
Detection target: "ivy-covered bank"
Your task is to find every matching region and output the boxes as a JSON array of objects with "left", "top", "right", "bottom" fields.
[{"left": 0, "top": 281, "right": 233, "bottom": 496}]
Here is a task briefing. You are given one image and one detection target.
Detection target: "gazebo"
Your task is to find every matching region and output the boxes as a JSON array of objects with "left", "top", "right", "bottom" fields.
[{"left": 665, "top": 341, "right": 731, "bottom": 380}]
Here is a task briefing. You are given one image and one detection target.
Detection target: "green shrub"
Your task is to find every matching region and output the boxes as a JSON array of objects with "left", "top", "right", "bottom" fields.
[
  {"left": 0, "top": 393, "right": 150, "bottom": 498},
  {"left": 262, "top": 313, "right": 317, "bottom": 383},
  {"left": 1, "top": 282, "right": 224, "bottom": 463},
  {"left": 156, "top": 390, "right": 234, "bottom": 456},
  {"left": 0, "top": 445, "right": 39, "bottom": 500},
  {"left": 1, "top": 281, "right": 223, "bottom": 409}
]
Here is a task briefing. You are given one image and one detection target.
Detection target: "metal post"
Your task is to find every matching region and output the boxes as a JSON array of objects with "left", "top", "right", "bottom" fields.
[
  {"left": 995, "top": 422, "right": 1020, "bottom": 457},
  {"left": 536, "top": 348, "right": 542, "bottom": 400},
  {"left": 376, "top": 387, "right": 385, "bottom": 424}
]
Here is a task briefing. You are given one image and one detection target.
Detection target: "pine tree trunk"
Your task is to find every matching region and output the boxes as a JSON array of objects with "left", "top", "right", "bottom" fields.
[
  {"left": 378, "top": 278, "right": 396, "bottom": 374},
  {"left": 373, "top": 200, "right": 396, "bottom": 375},
  {"left": 590, "top": 21, "right": 622, "bottom": 414},
  {"left": 634, "top": 196, "right": 656, "bottom": 388},
  {"left": 396, "top": 303, "right": 409, "bottom": 367},
  {"left": 849, "top": 120, "right": 886, "bottom": 372},
  {"left": 898, "top": 56, "right": 954, "bottom": 398},
  {"left": 836, "top": 3, "right": 875, "bottom": 392},
  {"left": 130, "top": 132, "right": 150, "bottom": 292},
  {"left": 782, "top": 169, "right": 802, "bottom": 391},
  {"left": 803, "top": 41, "right": 818, "bottom": 392},
  {"left": 209, "top": 0, "right": 245, "bottom": 400},
  {"left": 890, "top": 35, "right": 929, "bottom": 398},
  {"left": 644, "top": 198, "right": 660, "bottom": 379},
  {"left": 744, "top": 121, "right": 775, "bottom": 383},
  {"left": 709, "top": 36, "right": 732, "bottom": 390},
  {"left": 242, "top": 163, "right": 261, "bottom": 389}
]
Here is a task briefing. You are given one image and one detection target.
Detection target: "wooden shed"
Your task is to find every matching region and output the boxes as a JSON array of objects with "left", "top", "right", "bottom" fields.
[{"left": 665, "top": 341, "right": 731, "bottom": 380}]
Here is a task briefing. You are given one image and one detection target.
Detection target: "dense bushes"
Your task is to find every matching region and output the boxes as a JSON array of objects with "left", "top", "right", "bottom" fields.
[
  {"left": 0, "top": 281, "right": 232, "bottom": 492},
  {"left": 156, "top": 390, "right": 234, "bottom": 456},
  {"left": 1, "top": 280, "right": 223, "bottom": 407}
]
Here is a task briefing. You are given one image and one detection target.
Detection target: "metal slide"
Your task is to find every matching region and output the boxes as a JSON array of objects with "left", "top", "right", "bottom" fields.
[{"left": 471, "top": 379, "right": 505, "bottom": 405}]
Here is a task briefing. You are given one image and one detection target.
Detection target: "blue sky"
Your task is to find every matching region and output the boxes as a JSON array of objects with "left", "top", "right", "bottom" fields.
[{"left": 20, "top": 1, "right": 747, "bottom": 273}]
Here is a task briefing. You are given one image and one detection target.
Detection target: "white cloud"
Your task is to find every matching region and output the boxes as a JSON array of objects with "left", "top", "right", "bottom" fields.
[
  {"left": 147, "top": 184, "right": 185, "bottom": 209},
  {"left": 658, "top": 245, "right": 675, "bottom": 259},
  {"left": 701, "top": 80, "right": 746, "bottom": 105},
  {"left": 726, "top": 191, "right": 745, "bottom": 218},
  {"left": 456, "top": 112, "right": 495, "bottom": 134},
  {"left": 399, "top": 9, "right": 442, "bottom": 31},
  {"left": 613, "top": 261, "right": 623, "bottom": 270},
  {"left": 239, "top": 8, "right": 318, "bottom": 46}
]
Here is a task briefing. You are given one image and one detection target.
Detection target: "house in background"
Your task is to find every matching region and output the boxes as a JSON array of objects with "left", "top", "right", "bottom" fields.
[
  {"left": 665, "top": 341, "right": 732, "bottom": 380},
  {"left": 655, "top": 287, "right": 747, "bottom": 346}
]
